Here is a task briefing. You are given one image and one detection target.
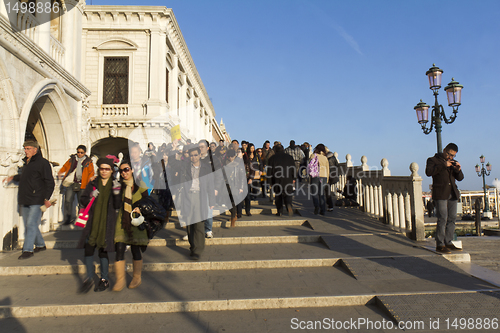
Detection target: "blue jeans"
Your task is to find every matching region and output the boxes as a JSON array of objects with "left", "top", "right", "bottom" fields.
[
  {"left": 204, "top": 208, "right": 213, "bottom": 233},
  {"left": 21, "top": 205, "right": 45, "bottom": 253},
  {"left": 311, "top": 177, "right": 327, "bottom": 214},
  {"left": 435, "top": 199, "right": 457, "bottom": 247},
  {"left": 63, "top": 185, "right": 83, "bottom": 223}
]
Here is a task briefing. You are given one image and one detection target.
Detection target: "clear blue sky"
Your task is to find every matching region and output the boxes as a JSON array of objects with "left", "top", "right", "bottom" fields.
[{"left": 92, "top": 0, "right": 500, "bottom": 191}]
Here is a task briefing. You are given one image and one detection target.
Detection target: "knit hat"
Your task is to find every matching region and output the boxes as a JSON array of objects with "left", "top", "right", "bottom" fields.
[{"left": 96, "top": 157, "right": 115, "bottom": 167}]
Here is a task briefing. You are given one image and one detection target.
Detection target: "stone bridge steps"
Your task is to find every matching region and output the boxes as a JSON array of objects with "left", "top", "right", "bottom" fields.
[
  {"left": 0, "top": 252, "right": 497, "bottom": 318},
  {"left": 2, "top": 205, "right": 500, "bottom": 325}
]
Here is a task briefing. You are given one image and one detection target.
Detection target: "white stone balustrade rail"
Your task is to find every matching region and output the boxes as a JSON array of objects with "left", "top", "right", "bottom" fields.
[
  {"left": 16, "top": 8, "right": 39, "bottom": 42},
  {"left": 332, "top": 154, "right": 425, "bottom": 241},
  {"left": 49, "top": 35, "right": 65, "bottom": 66},
  {"left": 101, "top": 105, "right": 129, "bottom": 116}
]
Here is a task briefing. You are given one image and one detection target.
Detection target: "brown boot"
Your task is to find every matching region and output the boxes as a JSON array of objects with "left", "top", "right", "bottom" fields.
[
  {"left": 112, "top": 260, "right": 126, "bottom": 292},
  {"left": 230, "top": 216, "right": 237, "bottom": 228},
  {"left": 128, "top": 260, "right": 143, "bottom": 289}
]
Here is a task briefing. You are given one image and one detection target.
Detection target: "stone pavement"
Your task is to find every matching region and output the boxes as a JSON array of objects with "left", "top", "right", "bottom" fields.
[{"left": 0, "top": 192, "right": 499, "bottom": 332}]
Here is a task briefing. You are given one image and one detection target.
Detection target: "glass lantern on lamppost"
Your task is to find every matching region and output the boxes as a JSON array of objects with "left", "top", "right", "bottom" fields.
[
  {"left": 413, "top": 64, "right": 464, "bottom": 153},
  {"left": 476, "top": 155, "right": 492, "bottom": 216}
]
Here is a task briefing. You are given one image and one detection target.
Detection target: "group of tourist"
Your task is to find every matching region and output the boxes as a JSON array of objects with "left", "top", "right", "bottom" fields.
[{"left": 9, "top": 137, "right": 439, "bottom": 294}]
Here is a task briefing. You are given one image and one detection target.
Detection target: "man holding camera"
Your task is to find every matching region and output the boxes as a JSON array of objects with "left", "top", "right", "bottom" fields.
[{"left": 425, "top": 143, "right": 464, "bottom": 254}]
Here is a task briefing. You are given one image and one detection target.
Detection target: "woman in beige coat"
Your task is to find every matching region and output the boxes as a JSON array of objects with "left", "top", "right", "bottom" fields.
[{"left": 309, "top": 144, "right": 329, "bottom": 215}]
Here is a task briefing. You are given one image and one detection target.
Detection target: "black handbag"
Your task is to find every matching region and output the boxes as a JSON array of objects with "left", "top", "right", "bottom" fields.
[{"left": 133, "top": 196, "right": 167, "bottom": 239}]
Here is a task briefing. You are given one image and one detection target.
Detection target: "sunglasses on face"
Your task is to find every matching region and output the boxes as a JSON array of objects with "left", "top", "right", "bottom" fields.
[
  {"left": 100, "top": 167, "right": 112, "bottom": 171},
  {"left": 119, "top": 167, "right": 131, "bottom": 173}
]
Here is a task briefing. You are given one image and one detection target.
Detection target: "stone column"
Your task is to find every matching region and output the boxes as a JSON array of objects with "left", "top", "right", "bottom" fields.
[{"left": 169, "top": 54, "right": 179, "bottom": 120}]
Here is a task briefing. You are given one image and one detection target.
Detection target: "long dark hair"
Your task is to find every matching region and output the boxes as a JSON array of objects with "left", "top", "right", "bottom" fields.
[{"left": 313, "top": 144, "right": 327, "bottom": 155}]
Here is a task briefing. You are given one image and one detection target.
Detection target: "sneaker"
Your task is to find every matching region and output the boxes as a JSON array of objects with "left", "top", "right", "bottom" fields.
[
  {"left": 190, "top": 254, "right": 200, "bottom": 260},
  {"left": 78, "top": 278, "right": 94, "bottom": 294},
  {"left": 182, "top": 235, "right": 189, "bottom": 241},
  {"left": 205, "top": 231, "right": 213, "bottom": 238},
  {"left": 436, "top": 246, "right": 452, "bottom": 254},
  {"left": 94, "top": 278, "right": 109, "bottom": 292},
  {"left": 18, "top": 251, "right": 34, "bottom": 260},
  {"left": 327, "top": 208, "right": 334, "bottom": 212},
  {"left": 34, "top": 246, "right": 47, "bottom": 253},
  {"left": 445, "top": 243, "right": 463, "bottom": 251}
]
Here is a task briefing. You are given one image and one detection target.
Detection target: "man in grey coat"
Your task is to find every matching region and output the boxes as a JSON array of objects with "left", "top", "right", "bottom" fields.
[{"left": 425, "top": 143, "right": 464, "bottom": 253}]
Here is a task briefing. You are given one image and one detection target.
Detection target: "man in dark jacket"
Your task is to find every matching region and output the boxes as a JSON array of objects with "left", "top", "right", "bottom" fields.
[
  {"left": 268, "top": 145, "right": 296, "bottom": 217},
  {"left": 3, "top": 141, "right": 55, "bottom": 259},
  {"left": 425, "top": 143, "right": 464, "bottom": 253}
]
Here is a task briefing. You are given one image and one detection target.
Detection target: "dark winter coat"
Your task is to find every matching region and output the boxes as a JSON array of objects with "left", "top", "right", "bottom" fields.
[
  {"left": 326, "top": 152, "right": 340, "bottom": 185},
  {"left": 268, "top": 152, "right": 295, "bottom": 187},
  {"left": 13, "top": 150, "right": 55, "bottom": 206},
  {"left": 77, "top": 177, "right": 122, "bottom": 252},
  {"left": 425, "top": 153, "right": 464, "bottom": 200}
]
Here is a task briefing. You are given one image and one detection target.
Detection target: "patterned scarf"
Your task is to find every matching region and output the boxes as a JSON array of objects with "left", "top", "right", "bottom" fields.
[{"left": 121, "top": 177, "right": 134, "bottom": 237}]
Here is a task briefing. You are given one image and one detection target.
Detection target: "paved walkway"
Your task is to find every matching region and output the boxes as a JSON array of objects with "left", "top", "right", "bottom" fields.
[{"left": 0, "top": 191, "right": 499, "bottom": 332}]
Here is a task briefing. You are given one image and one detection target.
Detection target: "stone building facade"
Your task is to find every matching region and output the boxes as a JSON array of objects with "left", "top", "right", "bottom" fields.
[{"left": 0, "top": 0, "right": 229, "bottom": 250}]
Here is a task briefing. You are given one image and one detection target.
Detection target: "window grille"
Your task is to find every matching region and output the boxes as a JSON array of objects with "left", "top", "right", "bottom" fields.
[{"left": 103, "top": 57, "right": 128, "bottom": 104}]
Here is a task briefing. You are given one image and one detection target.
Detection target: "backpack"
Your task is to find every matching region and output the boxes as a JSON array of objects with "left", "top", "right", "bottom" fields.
[{"left": 307, "top": 154, "right": 319, "bottom": 178}]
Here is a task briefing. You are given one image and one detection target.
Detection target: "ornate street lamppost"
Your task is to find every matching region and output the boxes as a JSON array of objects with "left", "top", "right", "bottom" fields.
[
  {"left": 475, "top": 155, "right": 492, "bottom": 216},
  {"left": 414, "top": 64, "right": 464, "bottom": 153}
]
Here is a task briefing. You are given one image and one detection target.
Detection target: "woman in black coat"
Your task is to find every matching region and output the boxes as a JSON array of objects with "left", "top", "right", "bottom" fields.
[
  {"left": 77, "top": 157, "right": 121, "bottom": 293},
  {"left": 268, "top": 145, "right": 296, "bottom": 216}
]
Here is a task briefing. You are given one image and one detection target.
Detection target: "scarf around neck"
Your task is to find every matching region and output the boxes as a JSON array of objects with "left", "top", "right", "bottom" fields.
[
  {"left": 88, "top": 177, "right": 112, "bottom": 249},
  {"left": 121, "top": 177, "right": 134, "bottom": 237}
]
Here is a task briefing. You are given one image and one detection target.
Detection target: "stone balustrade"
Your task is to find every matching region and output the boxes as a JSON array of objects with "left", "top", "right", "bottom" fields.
[
  {"left": 16, "top": 9, "right": 39, "bottom": 41},
  {"left": 101, "top": 104, "right": 129, "bottom": 116},
  {"left": 49, "top": 35, "right": 65, "bottom": 66},
  {"left": 333, "top": 154, "right": 425, "bottom": 241}
]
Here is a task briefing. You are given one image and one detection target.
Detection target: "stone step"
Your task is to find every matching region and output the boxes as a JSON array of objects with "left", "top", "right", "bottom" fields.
[
  {"left": 170, "top": 208, "right": 288, "bottom": 217},
  {"left": 52, "top": 219, "right": 311, "bottom": 231},
  {"left": 0, "top": 305, "right": 392, "bottom": 332},
  {"left": 18, "top": 235, "right": 322, "bottom": 250},
  {"left": 0, "top": 253, "right": 460, "bottom": 277},
  {"left": 0, "top": 264, "right": 496, "bottom": 318}
]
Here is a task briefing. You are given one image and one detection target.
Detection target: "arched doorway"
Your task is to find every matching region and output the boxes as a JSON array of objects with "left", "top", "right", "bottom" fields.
[
  {"left": 91, "top": 137, "right": 130, "bottom": 160},
  {"left": 24, "top": 96, "right": 49, "bottom": 158}
]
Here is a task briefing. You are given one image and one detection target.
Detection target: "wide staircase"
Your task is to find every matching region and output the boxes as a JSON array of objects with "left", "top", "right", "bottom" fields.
[{"left": 1, "top": 191, "right": 500, "bottom": 332}]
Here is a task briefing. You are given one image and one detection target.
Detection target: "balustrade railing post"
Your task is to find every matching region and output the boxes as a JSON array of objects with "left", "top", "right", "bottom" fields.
[
  {"left": 386, "top": 190, "right": 393, "bottom": 225},
  {"left": 369, "top": 184, "right": 375, "bottom": 215},
  {"left": 393, "top": 192, "right": 399, "bottom": 228},
  {"left": 398, "top": 191, "right": 405, "bottom": 230},
  {"left": 404, "top": 191, "right": 411, "bottom": 235},
  {"left": 409, "top": 163, "right": 425, "bottom": 241}
]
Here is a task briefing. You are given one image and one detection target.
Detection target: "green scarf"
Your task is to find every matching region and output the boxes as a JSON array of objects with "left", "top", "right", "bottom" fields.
[{"left": 88, "top": 177, "right": 113, "bottom": 249}]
